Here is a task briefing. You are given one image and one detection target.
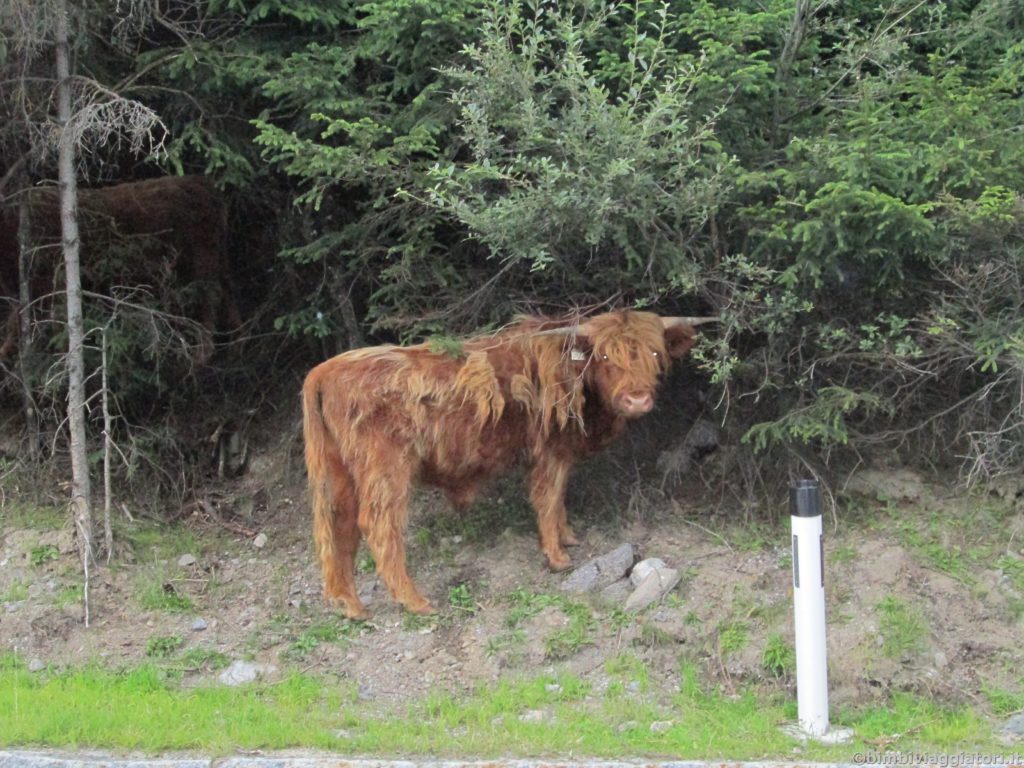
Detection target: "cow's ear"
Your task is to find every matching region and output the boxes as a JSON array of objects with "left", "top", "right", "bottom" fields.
[{"left": 664, "top": 324, "right": 697, "bottom": 359}]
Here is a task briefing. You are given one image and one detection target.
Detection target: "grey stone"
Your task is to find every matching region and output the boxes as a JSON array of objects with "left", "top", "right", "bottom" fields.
[
  {"left": 599, "top": 578, "right": 633, "bottom": 603},
  {"left": 561, "top": 543, "right": 634, "bottom": 593},
  {"left": 28, "top": 659, "right": 45, "bottom": 673},
  {"left": 518, "top": 709, "right": 550, "bottom": 723},
  {"left": 252, "top": 533, "right": 268, "bottom": 549},
  {"left": 191, "top": 618, "right": 208, "bottom": 632},
  {"left": 650, "top": 720, "right": 674, "bottom": 733},
  {"left": 630, "top": 557, "right": 668, "bottom": 587},
  {"left": 544, "top": 683, "right": 562, "bottom": 694},
  {"left": 217, "top": 660, "right": 275, "bottom": 686},
  {"left": 177, "top": 554, "right": 197, "bottom": 567},
  {"left": 624, "top": 567, "right": 681, "bottom": 612},
  {"left": 1000, "top": 713, "right": 1024, "bottom": 744}
]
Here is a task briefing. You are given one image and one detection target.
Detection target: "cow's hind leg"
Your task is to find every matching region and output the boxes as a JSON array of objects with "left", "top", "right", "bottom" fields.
[
  {"left": 529, "top": 455, "right": 573, "bottom": 571},
  {"left": 319, "top": 455, "right": 368, "bottom": 620},
  {"left": 357, "top": 452, "right": 434, "bottom": 615}
]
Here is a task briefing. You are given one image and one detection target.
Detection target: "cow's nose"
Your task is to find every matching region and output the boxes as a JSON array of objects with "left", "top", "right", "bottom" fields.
[{"left": 621, "top": 392, "right": 654, "bottom": 414}]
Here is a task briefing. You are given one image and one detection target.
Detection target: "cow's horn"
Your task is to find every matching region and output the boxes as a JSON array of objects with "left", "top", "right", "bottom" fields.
[{"left": 661, "top": 316, "right": 719, "bottom": 328}]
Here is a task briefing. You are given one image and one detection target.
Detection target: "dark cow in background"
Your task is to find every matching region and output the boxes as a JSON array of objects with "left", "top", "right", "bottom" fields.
[
  {"left": 303, "top": 310, "right": 715, "bottom": 618},
  {"left": 0, "top": 175, "right": 240, "bottom": 359}
]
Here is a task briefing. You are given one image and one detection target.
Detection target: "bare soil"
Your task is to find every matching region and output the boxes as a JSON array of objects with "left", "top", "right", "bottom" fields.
[{"left": 2, "top": 422, "right": 1024, "bottom": 720}]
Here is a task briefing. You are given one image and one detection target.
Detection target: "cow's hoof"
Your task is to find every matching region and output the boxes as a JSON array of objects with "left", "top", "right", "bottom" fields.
[
  {"left": 406, "top": 600, "right": 436, "bottom": 616},
  {"left": 547, "top": 553, "right": 572, "bottom": 572},
  {"left": 560, "top": 529, "right": 581, "bottom": 547},
  {"left": 345, "top": 606, "right": 371, "bottom": 621}
]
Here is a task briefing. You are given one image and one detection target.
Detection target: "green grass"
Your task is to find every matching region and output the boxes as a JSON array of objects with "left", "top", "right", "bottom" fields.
[
  {"left": 762, "top": 634, "right": 795, "bottom": 678},
  {"left": 0, "top": 502, "right": 66, "bottom": 531},
  {"left": 2, "top": 580, "right": 29, "bottom": 603},
  {"left": 875, "top": 595, "right": 928, "bottom": 660},
  {"left": 29, "top": 544, "right": 60, "bottom": 567},
  {"left": 0, "top": 653, "right": 1001, "bottom": 757}
]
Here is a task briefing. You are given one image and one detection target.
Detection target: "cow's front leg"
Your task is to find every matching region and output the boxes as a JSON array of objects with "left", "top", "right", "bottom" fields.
[{"left": 528, "top": 455, "right": 573, "bottom": 571}]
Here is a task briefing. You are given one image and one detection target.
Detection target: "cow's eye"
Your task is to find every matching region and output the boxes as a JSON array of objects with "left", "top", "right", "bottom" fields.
[
  {"left": 601, "top": 354, "right": 609, "bottom": 361},
  {"left": 652, "top": 351, "right": 660, "bottom": 358}
]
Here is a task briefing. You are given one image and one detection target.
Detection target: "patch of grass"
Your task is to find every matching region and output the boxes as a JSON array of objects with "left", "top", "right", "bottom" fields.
[
  {"left": 179, "top": 648, "right": 231, "bottom": 672},
  {"left": 981, "top": 683, "right": 1024, "bottom": 717},
  {"left": 484, "top": 629, "right": 526, "bottom": 661},
  {"left": 2, "top": 581, "right": 29, "bottom": 603},
  {"left": 427, "top": 335, "right": 464, "bottom": 358},
  {"left": 29, "top": 544, "right": 60, "bottom": 567},
  {"left": 545, "top": 600, "right": 596, "bottom": 660},
  {"left": 0, "top": 502, "right": 65, "bottom": 531},
  {"left": 356, "top": 549, "right": 375, "bottom": 574},
  {"left": 146, "top": 635, "right": 184, "bottom": 659},
  {"left": 448, "top": 583, "right": 476, "bottom": 614},
  {"left": 997, "top": 555, "right": 1024, "bottom": 592},
  {"left": 634, "top": 622, "right": 674, "bottom": 649},
  {"left": 718, "top": 621, "right": 748, "bottom": 655},
  {"left": 875, "top": 595, "right": 928, "bottom": 660},
  {"left": 138, "top": 578, "right": 194, "bottom": 613},
  {"left": 54, "top": 584, "right": 83, "bottom": 609},
  {"left": 0, "top": 653, "right": 1003, "bottom": 756},
  {"left": 125, "top": 522, "right": 203, "bottom": 562},
  {"left": 762, "top": 634, "right": 795, "bottom": 678},
  {"left": 831, "top": 543, "right": 858, "bottom": 565},
  {"left": 282, "top": 618, "right": 359, "bottom": 662}
]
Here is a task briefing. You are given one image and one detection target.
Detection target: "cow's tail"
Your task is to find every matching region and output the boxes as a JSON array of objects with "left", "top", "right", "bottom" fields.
[{"left": 303, "top": 370, "right": 340, "bottom": 593}]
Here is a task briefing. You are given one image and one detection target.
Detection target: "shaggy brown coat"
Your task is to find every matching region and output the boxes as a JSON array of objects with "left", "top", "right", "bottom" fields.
[
  {"left": 0, "top": 175, "right": 240, "bottom": 359},
  {"left": 303, "top": 310, "right": 699, "bottom": 618}
]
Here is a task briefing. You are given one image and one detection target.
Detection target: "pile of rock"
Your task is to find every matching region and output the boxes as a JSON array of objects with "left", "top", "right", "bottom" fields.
[{"left": 560, "top": 543, "right": 681, "bottom": 611}]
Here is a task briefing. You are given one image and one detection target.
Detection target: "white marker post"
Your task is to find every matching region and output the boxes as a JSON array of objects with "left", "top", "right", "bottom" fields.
[{"left": 791, "top": 478, "right": 829, "bottom": 737}]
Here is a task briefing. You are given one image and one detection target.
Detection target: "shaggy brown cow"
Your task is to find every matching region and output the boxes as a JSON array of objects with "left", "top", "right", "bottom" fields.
[
  {"left": 0, "top": 175, "right": 240, "bottom": 359},
  {"left": 303, "top": 310, "right": 712, "bottom": 618}
]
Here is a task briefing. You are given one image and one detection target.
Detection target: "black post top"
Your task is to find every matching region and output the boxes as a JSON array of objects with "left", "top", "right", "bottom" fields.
[{"left": 790, "top": 478, "right": 823, "bottom": 518}]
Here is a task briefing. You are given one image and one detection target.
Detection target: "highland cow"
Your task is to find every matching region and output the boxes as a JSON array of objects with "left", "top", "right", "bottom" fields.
[{"left": 302, "top": 310, "right": 712, "bottom": 618}]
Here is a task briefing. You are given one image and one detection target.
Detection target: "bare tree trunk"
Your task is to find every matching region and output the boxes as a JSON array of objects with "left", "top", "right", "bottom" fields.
[
  {"left": 773, "top": 0, "right": 814, "bottom": 134},
  {"left": 101, "top": 325, "right": 113, "bottom": 563},
  {"left": 15, "top": 167, "right": 41, "bottom": 459},
  {"left": 55, "top": 0, "right": 94, "bottom": 623}
]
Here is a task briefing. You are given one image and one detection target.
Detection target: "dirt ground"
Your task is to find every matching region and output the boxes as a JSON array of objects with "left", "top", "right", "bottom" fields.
[{"left": 2, "top": 420, "right": 1024, "bottom": 720}]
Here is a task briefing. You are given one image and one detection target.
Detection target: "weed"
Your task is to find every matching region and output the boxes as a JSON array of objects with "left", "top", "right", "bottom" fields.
[
  {"left": 831, "top": 543, "right": 858, "bottom": 565},
  {"left": 875, "top": 596, "right": 928, "bottom": 660},
  {"left": 718, "top": 621, "right": 748, "bottom": 655},
  {"left": 996, "top": 555, "right": 1024, "bottom": 592},
  {"left": 428, "top": 336, "right": 464, "bottom": 358},
  {"left": 138, "top": 579, "right": 194, "bottom": 613},
  {"left": 401, "top": 613, "right": 437, "bottom": 632},
  {"left": 146, "top": 635, "right": 184, "bottom": 659},
  {"left": 29, "top": 545, "right": 59, "bottom": 567},
  {"left": 484, "top": 629, "right": 526, "bottom": 660},
  {"left": 356, "top": 549, "right": 376, "bottom": 574},
  {"left": 2, "top": 581, "right": 29, "bottom": 603},
  {"left": 762, "top": 634, "right": 795, "bottom": 678},
  {"left": 179, "top": 648, "right": 230, "bottom": 672},
  {"left": 635, "top": 622, "right": 675, "bottom": 648},
  {"left": 981, "top": 683, "right": 1024, "bottom": 716},
  {"left": 283, "top": 619, "right": 358, "bottom": 661},
  {"left": 54, "top": 585, "right": 83, "bottom": 609},
  {"left": 448, "top": 583, "right": 476, "bottom": 614},
  {"left": 544, "top": 600, "right": 596, "bottom": 660}
]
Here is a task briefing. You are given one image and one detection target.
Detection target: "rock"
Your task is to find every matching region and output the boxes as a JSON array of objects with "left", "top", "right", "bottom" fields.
[
  {"left": 518, "top": 709, "right": 550, "bottom": 723},
  {"left": 177, "top": 553, "right": 197, "bottom": 567},
  {"left": 28, "top": 659, "right": 45, "bottom": 673},
  {"left": 600, "top": 578, "right": 633, "bottom": 603},
  {"left": 544, "top": 683, "right": 562, "bottom": 694},
  {"left": 357, "top": 683, "right": 374, "bottom": 701},
  {"left": 933, "top": 651, "right": 948, "bottom": 669},
  {"left": 630, "top": 557, "right": 668, "bottom": 587},
  {"left": 561, "top": 543, "right": 634, "bottom": 593},
  {"left": 617, "top": 721, "right": 639, "bottom": 733},
  {"left": 650, "top": 720, "right": 674, "bottom": 733},
  {"left": 218, "top": 660, "right": 275, "bottom": 686},
  {"left": 191, "top": 618, "right": 208, "bottom": 632},
  {"left": 1000, "top": 713, "right": 1024, "bottom": 745},
  {"left": 624, "top": 567, "right": 681, "bottom": 612},
  {"left": 252, "top": 533, "right": 268, "bottom": 549}
]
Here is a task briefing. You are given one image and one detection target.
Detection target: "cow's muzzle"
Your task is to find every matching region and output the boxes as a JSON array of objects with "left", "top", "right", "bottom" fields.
[{"left": 618, "top": 392, "right": 655, "bottom": 417}]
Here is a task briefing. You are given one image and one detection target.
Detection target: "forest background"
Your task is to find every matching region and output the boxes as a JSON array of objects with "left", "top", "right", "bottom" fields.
[{"left": 1, "top": 0, "right": 1023, "bottom": 520}]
